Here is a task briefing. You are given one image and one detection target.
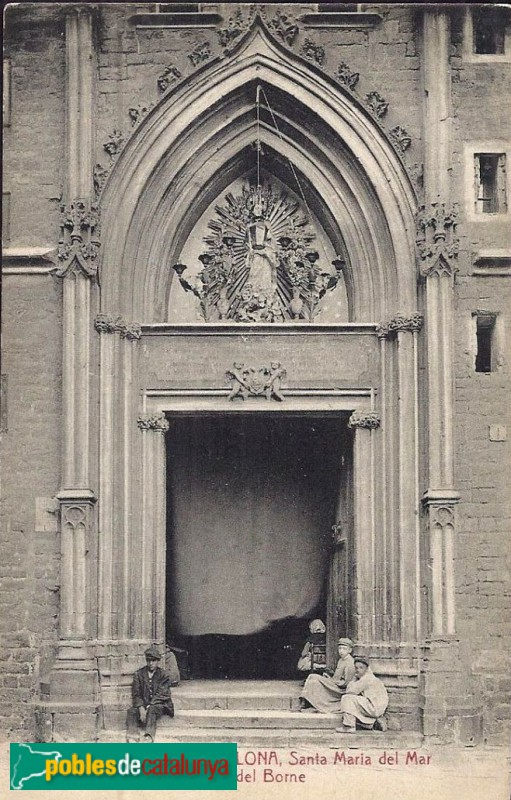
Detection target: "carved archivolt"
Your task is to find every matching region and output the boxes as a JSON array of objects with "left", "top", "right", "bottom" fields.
[
  {"left": 94, "top": 314, "right": 141, "bottom": 340},
  {"left": 137, "top": 413, "right": 170, "bottom": 432},
  {"left": 348, "top": 410, "right": 381, "bottom": 429},
  {"left": 417, "top": 202, "right": 459, "bottom": 277}
]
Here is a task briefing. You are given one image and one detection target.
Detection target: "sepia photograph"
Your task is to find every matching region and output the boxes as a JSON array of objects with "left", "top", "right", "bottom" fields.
[{"left": 1, "top": 2, "right": 510, "bottom": 797}]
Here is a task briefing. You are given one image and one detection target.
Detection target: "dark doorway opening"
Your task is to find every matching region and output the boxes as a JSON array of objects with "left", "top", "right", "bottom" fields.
[{"left": 165, "top": 413, "right": 350, "bottom": 679}]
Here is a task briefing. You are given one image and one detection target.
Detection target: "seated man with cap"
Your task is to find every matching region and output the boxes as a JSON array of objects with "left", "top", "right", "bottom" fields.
[
  {"left": 126, "top": 645, "right": 175, "bottom": 742},
  {"left": 336, "top": 655, "right": 388, "bottom": 733},
  {"left": 298, "top": 637, "right": 356, "bottom": 713}
]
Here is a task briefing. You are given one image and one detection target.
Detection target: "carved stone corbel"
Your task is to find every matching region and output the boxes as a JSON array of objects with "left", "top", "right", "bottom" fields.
[{"left": 348, "top": 410, "right": 381, "bottom": 429}]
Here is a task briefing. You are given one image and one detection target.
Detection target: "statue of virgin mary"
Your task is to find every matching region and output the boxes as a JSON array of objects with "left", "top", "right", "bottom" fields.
[{"left": 245, "top": 193, "right": 278, "bottom": 293}]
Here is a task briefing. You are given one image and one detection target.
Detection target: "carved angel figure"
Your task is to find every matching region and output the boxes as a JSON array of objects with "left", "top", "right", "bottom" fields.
[{"left": 226, "top": 363, "right": 250, "bottom": 401}]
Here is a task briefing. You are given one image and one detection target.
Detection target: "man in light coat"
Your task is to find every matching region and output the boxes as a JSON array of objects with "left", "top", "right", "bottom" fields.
[{"left": 335, "top": 656, "right": 388, "bottom": 732}]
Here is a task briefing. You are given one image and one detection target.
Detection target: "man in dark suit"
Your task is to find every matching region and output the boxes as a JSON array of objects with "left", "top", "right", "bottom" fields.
[{"left": 126, "top": 645, "right": 175, "bottom": 742}]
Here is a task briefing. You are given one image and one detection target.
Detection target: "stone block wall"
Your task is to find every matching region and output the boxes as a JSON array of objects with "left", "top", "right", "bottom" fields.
[
  {"left": 3, "top": 6, "right": 64, "bottom": 248},
  {"left": 0, "top": 276, "right": 63, "bottom": 740},
  {"left": 450, "top": 5, "right": 511, "bottom": 746}
]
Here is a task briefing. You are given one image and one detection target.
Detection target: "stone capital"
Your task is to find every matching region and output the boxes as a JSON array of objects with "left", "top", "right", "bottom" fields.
[
  {"left": 377, "top": 313, "right": 424, "bottom": 337},
  {"left": 94, "top": 314, "right": 142, "bottom": 340},
  {"left": 137, "top": 413, "right": 170, "bottom": 433},
  {"left": 348, "top": 410, "right": 381, "bottom": 430}
]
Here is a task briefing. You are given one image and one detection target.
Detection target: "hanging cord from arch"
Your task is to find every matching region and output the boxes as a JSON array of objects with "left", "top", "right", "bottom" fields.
[{"left": 256, "top": 84, "right": 333, "bottom": 268}]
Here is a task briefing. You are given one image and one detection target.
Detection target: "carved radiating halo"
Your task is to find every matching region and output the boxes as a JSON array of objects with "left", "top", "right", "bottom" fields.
[{"left": 199, "top": 181, "right": 318, "bottom": 321}]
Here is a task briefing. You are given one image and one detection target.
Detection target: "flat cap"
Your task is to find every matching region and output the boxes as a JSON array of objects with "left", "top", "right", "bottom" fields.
[{"left": 144, "top": 645, "right": 162, "bottom": 660}]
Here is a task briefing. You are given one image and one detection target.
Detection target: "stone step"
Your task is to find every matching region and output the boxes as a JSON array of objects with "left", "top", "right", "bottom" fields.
[
  {"left": 173, "top": 693, "right": 299, "bottom": 711},
  {"left": 99, "top": 727, "right": 424, "bottom": 748},
  {"left": 163, "top": 709, "right": 341, "bottom": 729}
]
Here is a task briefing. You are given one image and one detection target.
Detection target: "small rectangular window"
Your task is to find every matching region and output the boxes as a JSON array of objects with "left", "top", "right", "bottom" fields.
[
  {"left": 473, "top": 8, "right": 506, "bottom": 54},
  {"left": 475, "top": 153, "right": 507, "bottom": 214},
  {"left": 475, "top": 314, "right": 496, "bottom": 372}
]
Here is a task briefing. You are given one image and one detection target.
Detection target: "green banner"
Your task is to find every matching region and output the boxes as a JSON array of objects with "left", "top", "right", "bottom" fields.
[{"left": 10, "top": 743, "right": 237, "bottom": 791}]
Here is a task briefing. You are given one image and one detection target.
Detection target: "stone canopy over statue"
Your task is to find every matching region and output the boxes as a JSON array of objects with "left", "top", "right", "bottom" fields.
[{"left": 173, "top": 181, "right": 345, "bottom": 323}]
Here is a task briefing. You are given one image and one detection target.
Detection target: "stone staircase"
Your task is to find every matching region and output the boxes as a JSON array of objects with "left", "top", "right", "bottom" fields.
[{"left": 98, "top": 680, "right": 423, "bottom": 747}]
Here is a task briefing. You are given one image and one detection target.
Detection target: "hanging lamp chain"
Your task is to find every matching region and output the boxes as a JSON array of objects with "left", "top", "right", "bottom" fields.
[{"left": 256, "top": 84, "right": 333, "bottom": 268}]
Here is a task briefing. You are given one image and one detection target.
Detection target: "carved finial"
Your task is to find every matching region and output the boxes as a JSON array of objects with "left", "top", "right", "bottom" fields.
[
  {"left": 267, "top": 10, "right": 299, "bottom": 45},
  {"left": 417, "top": 201, "right": 459, "bottom": 277},
  {"left": 53, "top": 198, "right": 100, "bottom": 279}
]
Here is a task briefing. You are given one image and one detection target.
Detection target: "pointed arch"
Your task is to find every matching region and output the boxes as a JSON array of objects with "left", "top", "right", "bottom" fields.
[{"left": 99, "top": 21, "right": 418, "bottom": 322}]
